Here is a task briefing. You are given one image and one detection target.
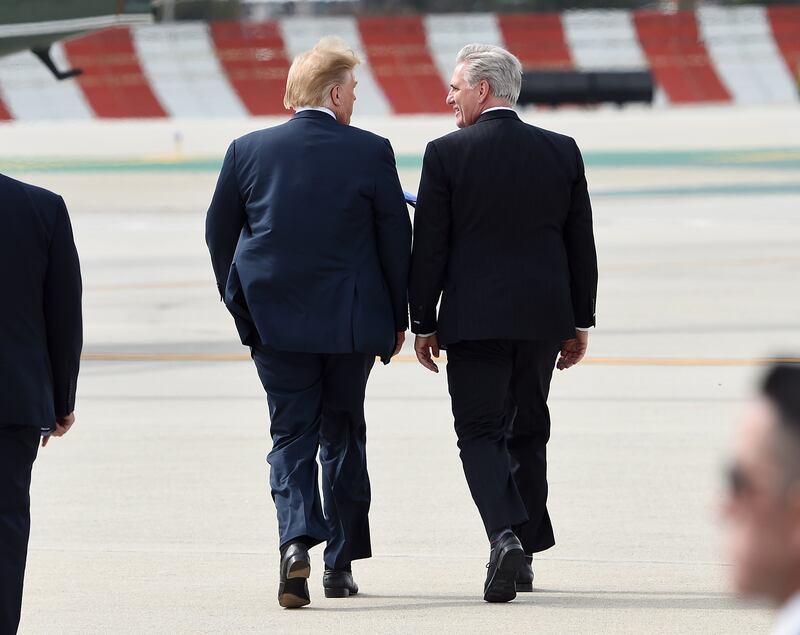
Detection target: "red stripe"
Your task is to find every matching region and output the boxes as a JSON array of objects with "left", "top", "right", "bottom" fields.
[
  {"left": 209, "top": 21, "right": 291, "bottom": 116},
  {"left": 63, "top": 27, "right": 167, "bottom": 118},
  {"left": 497, "top": 13, "right": 573, "bottom": 70},
  {"left": 0, "top": 94, "right": 12, "bottom": 121},
  {"left": 767, "top": 6, "right": 800, "bottom": 81},
  {"left": 633, "top": 11, "right": 730, "bottom": 104},
  {"left": 357, "top": 17, "right": 448, "bottom": 114}
]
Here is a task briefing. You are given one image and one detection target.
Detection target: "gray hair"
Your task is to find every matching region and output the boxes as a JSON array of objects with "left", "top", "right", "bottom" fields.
[{"left": 456, "top": 44, "right": 523, "bottom": 106}]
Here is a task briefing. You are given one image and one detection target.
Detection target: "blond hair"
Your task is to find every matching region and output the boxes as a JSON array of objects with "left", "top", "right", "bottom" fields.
[{"left": 284, "top": 37, "right": 360, "bottom": 110}]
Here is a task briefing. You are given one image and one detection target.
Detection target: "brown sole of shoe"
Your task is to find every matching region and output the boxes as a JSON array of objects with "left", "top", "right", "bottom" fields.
[
  {"left": 279, "top": 579, "right": 310, "bottom": 608},
  {"left": 287, "top": 562, "right": 311, "bottom": 579},
  {"left": 280, "top": 556, "right": 311, "bottom": 608},
  {"left": 279, "top": 592, "right": 310, "bottom": 609}
]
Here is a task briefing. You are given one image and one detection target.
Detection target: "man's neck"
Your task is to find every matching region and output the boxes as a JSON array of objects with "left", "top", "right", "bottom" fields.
[
  {"left": 480, "top": 100, "right": 514, "bottom": 115},
  {"left": 295, "top": 106, "right": 338, "bottom": 121}
]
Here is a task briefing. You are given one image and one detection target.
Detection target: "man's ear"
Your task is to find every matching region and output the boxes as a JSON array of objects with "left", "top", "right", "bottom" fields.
[
  {"left": 786, "top": 483, "right": 800, "bottom": 553},
  {"left": 330, "top": 85, "right": 341, "bottom": 107},
  {"left": 478, "top": 80, "right": 491, "bottom": 104}
]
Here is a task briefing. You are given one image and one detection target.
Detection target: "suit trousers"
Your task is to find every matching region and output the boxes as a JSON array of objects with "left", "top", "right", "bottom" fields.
[
  {"left": 252, "top": 344, "right": 375, "bottom": 569},
  {"left": 446, "top": 339, "right": 560, "bottom": 553},
  {"left": 0, "top": 426, "right": 40, "bottom": 635}
]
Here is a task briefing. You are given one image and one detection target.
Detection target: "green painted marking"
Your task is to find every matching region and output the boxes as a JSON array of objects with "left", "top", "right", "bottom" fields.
[
  {"left": 593, "top": 183, "right": 800, "bottom": 198},
  {"left": 1, "top": 149, "right": 798, "bottom": 198},
  {"left": 2, "top": 147, "right": 800, "bottom": 174},
  {"left": 0, "top": 158, "right": 224, "bottom": 173}
]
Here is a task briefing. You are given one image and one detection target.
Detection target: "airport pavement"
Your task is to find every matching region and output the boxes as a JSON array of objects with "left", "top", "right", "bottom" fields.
[{"left": 3, "top": 109, "right": 799, "bottom": 633}]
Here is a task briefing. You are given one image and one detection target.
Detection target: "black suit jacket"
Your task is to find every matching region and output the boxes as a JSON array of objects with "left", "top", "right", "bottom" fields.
[
  {"left": 0, "top": 174, "right": 82, "bottom": 432},
  {"left": 206, "top": 111, "right": 412, "bottom": 362},
  {"left": 409, "top": 109, "right": 597, "bottom": 346}
]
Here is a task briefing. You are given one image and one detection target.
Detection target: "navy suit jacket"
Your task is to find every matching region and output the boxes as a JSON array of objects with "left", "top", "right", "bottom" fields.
[
  {"left": 206, "top": 111, "right": 412, "bottom": 362},
  {"left": 0, "top": 174, "right": 82, "bottom": 432}
]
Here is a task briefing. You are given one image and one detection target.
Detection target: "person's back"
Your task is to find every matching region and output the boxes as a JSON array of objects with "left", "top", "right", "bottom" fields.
[
  {"left": 219, "top": 114, "right": 407, "bottom": 357},
  {"left": 0, "top": 173, "right": 82, "bottom": 633},
  {"left": 0, "top": 174, "right": 82, "bottom": 432},
  {"left": 424, "top": 114, "right": 592, "bottom": 344}
]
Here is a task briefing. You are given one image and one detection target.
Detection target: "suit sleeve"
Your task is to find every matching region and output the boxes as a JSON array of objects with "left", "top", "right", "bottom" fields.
[
  {"left": 206, "top": 141, "right": 246, "bottom": 300},
  {"left": 44, "top": 197, "right": 83, "bottom": 419},
  {"left": 374, "top": 138, "right": 413, "bottom": 331},
  {"left": 564, "top": 140, "right": 598, "bottom": 328},
  {"left": 408, "top": 141, "right": 450, "bottom": 335}
]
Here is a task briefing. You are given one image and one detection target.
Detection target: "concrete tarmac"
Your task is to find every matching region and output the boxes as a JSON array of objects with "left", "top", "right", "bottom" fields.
[{"left": 4, "top": 109, "right": 799, "bottom": 634}]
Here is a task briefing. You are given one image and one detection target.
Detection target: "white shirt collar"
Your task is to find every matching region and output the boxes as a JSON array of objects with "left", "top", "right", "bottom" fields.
[
  {"left": 481, "top": 106, "right": 515, "bottom": 115},
  {"left": 295, "top": 106, "right": 337, "bottom": 121},
  {"left": 774, "top": 593, "right": 800, "bottom": 635}
]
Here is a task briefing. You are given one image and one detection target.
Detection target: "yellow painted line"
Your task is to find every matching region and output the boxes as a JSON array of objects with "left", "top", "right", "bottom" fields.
[
  {"left": 80, "top": 353, "right": 800, "bottom": 367},
  {"left": 725, "top": 150, "right": 800, "bottom": 163},
  {"left": 581, "top": 357, "right": 800, "bottom": 367},
  {"left": 82, "top": 352, "right": 249, "bottom": 362},
  {"left": 602, "top": 257, "right": 800, "bottom": 271}
]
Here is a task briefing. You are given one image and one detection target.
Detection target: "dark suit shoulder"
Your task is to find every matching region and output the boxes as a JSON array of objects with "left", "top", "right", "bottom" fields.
[
  {"left": 233, "top": 121, "right": 292, "bottom": 148},
  {"left": 341, "top": 123, "right": 388, "bottom": 147},
  {"left": 428, "top": 125, "right": 468, "bottom": 151},
  {"left": 235, "top": 120, "right": 389, "bottom": 156},
  {"left": 1, "top": 173, "right": 62, "bottom": 208},
  {"left": 526, "top": 123, "right": 576, "bottom": 148},
  {"left": 431, "top": 118, "right": 577, "bottom": 152}
]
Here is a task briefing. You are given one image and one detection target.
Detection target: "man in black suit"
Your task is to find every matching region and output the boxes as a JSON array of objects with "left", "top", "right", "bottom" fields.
[
  {"left": 206, "top": 38, "right": 411, "bottom": 608},
  {"left": 0, "top": 174, "right": 82, "bottom": 633},
  {"left": 409, "top": 44, "right": 598, "bottom": 603}
]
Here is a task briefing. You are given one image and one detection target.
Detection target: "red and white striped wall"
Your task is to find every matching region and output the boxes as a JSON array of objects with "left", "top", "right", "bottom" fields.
[{"left": 0, "top": 5, "right": 797, "bottom": 120}]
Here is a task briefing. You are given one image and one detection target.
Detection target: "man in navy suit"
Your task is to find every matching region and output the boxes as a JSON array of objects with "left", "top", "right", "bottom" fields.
[
  {"left": 206, "top": 38, "right": 412, "bottom": 608},
  {"left": 0, "top": 174, "right": 82, "bottom": 633}
]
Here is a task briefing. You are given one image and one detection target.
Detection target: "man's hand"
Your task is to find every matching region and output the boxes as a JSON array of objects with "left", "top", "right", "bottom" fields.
[
  {"left": 42, "top": 412, "right": 75, "bottom": 447},
  {"left": 393, "top": 331, "right": 406, "bottom": 357},
  {"left": 415, "top": 334, "right": 440, "bottom": 373},
  {"left": 557, "top": 331, "right": 589, "bottom": 371}
]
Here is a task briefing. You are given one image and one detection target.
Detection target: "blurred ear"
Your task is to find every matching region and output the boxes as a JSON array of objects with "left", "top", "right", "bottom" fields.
[{"left": 786, "top": 483, "right": 800, "bottom": 552}]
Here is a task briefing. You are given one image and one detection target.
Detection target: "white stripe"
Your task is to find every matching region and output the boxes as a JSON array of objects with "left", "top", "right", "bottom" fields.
[
  {"left": 0, "top": 44, "right": 92, "bottom": 120},
  {"left": 563, "top": 10, "right": 648, "bottom": 71},
  {"left": 697, "top": 6, "right": 798, "bottom": 105},
  {"left": 653, "top": 85, "right": 670, "bottom": 108},
  {"left": 423, "top": 14, "right": 504, "bottom": 87},
  {"left": 278, "top": 17, "right": 391, "bottom": 116},
  {"left": 132, "top": 23, "right": 247, "bottom": 118},
  {"left": 0, "top": 13, "right": 152, "bottom": 38}
]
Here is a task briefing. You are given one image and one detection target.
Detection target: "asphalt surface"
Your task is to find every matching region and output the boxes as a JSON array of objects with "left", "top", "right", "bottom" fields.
[{"left": 3, "top": 107, "right": 798, "bottom": 633}]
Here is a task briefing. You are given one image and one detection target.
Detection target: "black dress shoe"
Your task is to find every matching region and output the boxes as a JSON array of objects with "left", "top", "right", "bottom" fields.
[
  {"left": 323, "top": 568, "right": 359, "bottom": 598},
  {"left": 484, "top": 532, "right": 525, "bottom": 603},
  {"left": 516, "top": 555, "right": 534, "bottom": 592},
  {"left": 278, "top": 542, "right": 311, "bottom": 608}
]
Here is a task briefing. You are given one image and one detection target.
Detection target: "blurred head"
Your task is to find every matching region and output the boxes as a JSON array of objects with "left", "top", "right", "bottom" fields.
[
  {"left": 722, "top": 362, "right": 800, "bottom": 605},
  {"left": 283, "top": 37, "right": 359, "bottom": 125},
  {"left": 447, "top": 44, "right": 523, "bottom": 128}
]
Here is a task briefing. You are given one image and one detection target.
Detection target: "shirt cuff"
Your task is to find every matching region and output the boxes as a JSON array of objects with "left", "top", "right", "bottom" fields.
[
  {"left": 576, "top": 327, "right": 591, "bottom": 332},
  {"left": 417, "top": 331, "right": 437, "bottom": 337}
]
